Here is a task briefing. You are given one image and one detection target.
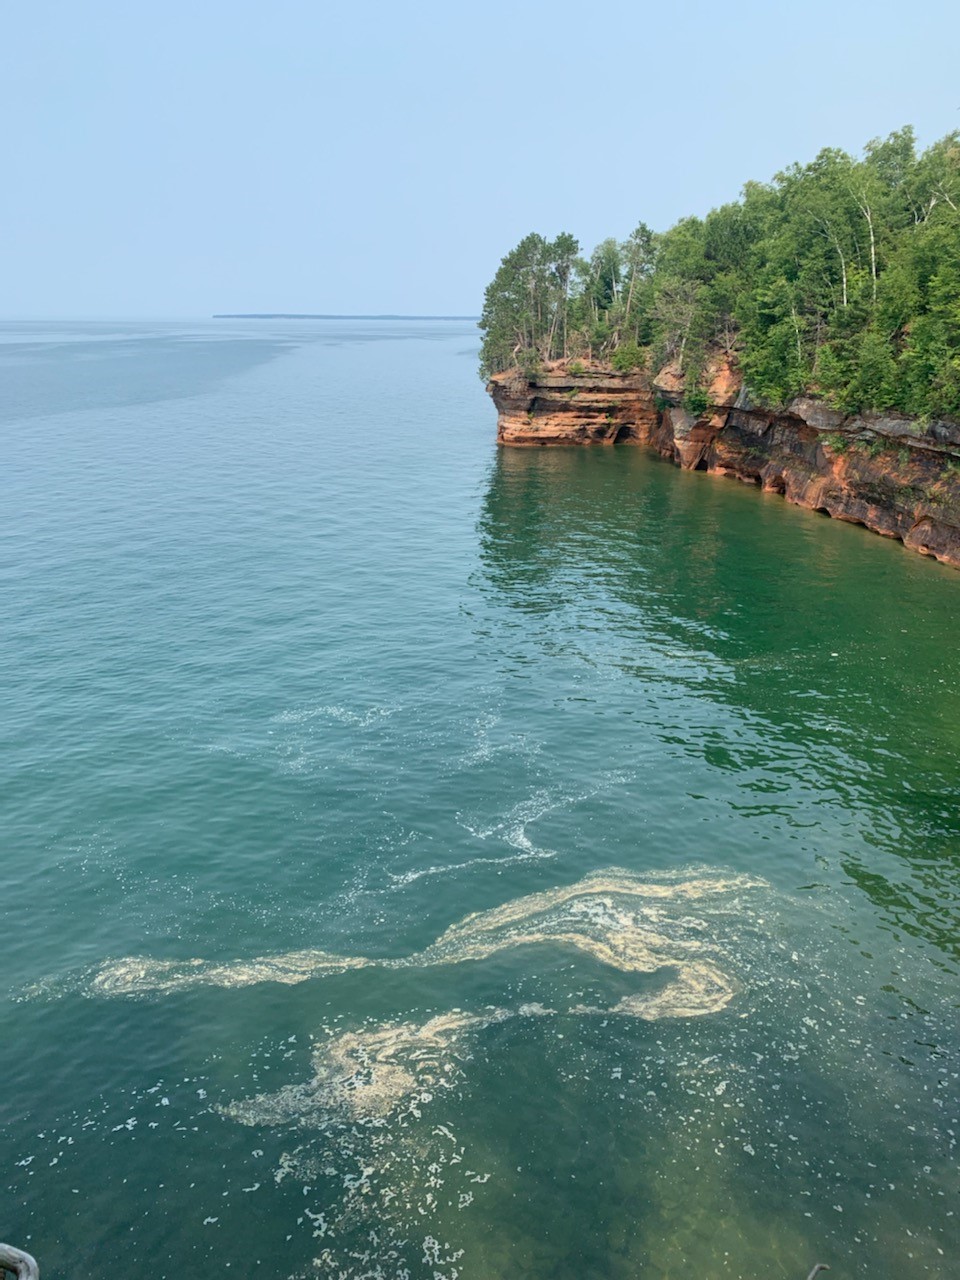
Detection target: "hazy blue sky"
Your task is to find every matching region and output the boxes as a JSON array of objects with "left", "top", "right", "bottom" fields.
[{"left": 3, "top": 0, "right": 958, "bottom": 318}]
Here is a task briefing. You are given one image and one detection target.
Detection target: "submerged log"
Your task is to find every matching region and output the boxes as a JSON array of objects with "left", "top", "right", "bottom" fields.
[{"left": 0, "top": 1245, "right": 39, "bottom": 1280}]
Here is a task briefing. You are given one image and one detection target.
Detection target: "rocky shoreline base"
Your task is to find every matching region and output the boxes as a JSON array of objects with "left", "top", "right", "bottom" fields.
[{"left": 488, "top": 359, "right": 960, "bottom": 568}]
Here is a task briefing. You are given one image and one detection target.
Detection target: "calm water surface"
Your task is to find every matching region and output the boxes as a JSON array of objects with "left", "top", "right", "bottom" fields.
[{"left": 2, "top": 320, "right": 960, "bottom": 1278}]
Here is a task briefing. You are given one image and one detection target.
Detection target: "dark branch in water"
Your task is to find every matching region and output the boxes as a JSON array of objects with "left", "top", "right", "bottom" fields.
[{"left": 806, "top": 1265, "right": 830, "bottom": 1280}]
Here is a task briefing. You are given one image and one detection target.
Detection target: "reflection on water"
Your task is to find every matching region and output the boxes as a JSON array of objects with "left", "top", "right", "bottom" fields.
[{"left": 480, "top": 448, "right": 960, "bottom": 963}]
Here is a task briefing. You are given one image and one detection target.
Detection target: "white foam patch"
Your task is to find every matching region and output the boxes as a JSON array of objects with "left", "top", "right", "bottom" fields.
[
  {"left": 387, "top": 848, "right": 553, "bottom": 886},
  {"left": 14, "top": 868, "right": 960, "bottom": 1280},
  {"left": 272, "top": 703, "right": 401, "bottom": 729},
  {"left": 89, "top": 949, "right": 372, "bottom": 997},
  {"left": 83, "top": 867, "right": 765, "bottom": 1011},
  {"left": 210, "top": 867, "right": 766, "bottom": 1278},
  {"left": 223, "top": 1009, "right": 509, "bottom": 1125}
]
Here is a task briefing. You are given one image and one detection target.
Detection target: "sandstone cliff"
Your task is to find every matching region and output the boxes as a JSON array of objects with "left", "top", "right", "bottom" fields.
[{"left": 487, "top": 359, "right": 960, "bottom": 568}]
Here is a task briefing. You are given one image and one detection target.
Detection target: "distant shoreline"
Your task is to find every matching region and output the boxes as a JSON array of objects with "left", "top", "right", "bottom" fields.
[{"left": 212, "top": 313, "right": 479, "bottom": 321}]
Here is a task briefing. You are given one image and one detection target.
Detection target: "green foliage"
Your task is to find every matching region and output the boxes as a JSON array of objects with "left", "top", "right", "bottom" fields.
[
  {"left": 822, "top": 433, "right": 850, "bottom": 453},
  {"left": 480, "top": 127, "right": 960, "bottom": 423},
  {"left": 683, "top": 388, "right": 710, "bottom": 417},
  {"left": 478, "top": 231, "right": 580, "bottom": 379},
  {"left": 842, "top": 327, "right": 898, "bottom": 412},
  {"left": 568, "top": 359, "right": 586, "bottom": 376},
  {"left": 609, "top": 341, "right": 644, "bottom": 371}
]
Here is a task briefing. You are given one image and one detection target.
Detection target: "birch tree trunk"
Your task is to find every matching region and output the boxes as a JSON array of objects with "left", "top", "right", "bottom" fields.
[{"left": 856, "top": 197, "right": 878, "bottom": 302}]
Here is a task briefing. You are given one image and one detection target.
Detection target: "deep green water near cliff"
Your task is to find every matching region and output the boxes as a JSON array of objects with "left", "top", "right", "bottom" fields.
[{"left": 3, "top": 319, "right": 960, "bottom": 1279}]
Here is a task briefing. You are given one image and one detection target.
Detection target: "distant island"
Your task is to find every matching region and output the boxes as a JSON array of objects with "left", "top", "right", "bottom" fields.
[
  {"left": 213, "top": 313, "right": 479, "bottom": 321},
  {"left": 482, "top": 125, "right": 960, "bottom": 567}
]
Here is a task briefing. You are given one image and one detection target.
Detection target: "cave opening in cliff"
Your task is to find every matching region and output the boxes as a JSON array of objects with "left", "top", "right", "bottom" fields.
[{"left": 613, "top": 424, "right": 634, "bottom": 444}]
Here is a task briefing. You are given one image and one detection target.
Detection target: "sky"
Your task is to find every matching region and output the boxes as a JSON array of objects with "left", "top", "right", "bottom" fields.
[{"left": 3, "top": 0, "right": 959, "bottom": 318}]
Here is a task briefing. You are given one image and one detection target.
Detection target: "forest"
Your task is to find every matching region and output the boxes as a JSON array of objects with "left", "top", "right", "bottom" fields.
[{"left": 478, "top": 128, "right": 960, "bottom": 421}]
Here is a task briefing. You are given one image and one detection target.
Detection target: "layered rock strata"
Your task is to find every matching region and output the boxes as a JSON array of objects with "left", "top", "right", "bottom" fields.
[
  {"left": 487, "top": 360, "right": 960, "bottom": 568},
  {"left": 487, "top": 365, "right": 659, "bottom": 446}
]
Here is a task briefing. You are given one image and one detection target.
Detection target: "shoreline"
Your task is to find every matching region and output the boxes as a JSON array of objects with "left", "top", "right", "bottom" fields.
[{"left": 488, "top": 359, "right": 960, "bottom": 569}]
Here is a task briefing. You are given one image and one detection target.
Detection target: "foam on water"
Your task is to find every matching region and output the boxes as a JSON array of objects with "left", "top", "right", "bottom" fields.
[
  {"left": 27, "top": 860, "right": 771, "bottom": 1274},
  {"left": 14, "top": 869, "right": 960, "bottom": 1279},
  {"left": 205, "top": 866, "right": 767, "bottom": 1277},
  {"left": 390, "top": 779, "right": 622, "bottom": 886},
  {"left": 89, "top": 949, "right": 372, "bottom": 996},
  {"left": 386, "top": 848, "right": 552, "bottom": 887},
  {"left": 80, "top": 866, "right": 765, "bottom": 1008},
  {"left": 224, "top": 1009, "right": 506, "bottom": 1125}
]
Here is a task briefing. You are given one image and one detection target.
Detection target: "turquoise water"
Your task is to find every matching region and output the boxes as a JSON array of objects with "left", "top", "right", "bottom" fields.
[{"left": 3, "top": 319, "right": 960, "bottom": 1279}]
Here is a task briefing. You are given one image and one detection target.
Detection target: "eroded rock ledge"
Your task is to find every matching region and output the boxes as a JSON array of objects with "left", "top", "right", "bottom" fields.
[{"left": 487, "top": 359, "right": 960, "bottom": 568}]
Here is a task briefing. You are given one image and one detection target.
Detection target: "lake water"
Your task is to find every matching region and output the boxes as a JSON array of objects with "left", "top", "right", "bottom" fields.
[{"left": 2, "top": 319, "right": 960, "bottom": 1279}]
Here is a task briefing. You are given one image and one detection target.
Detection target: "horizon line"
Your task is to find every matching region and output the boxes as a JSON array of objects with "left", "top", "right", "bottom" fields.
[{"left": 212, "top": 312, "right": 480, "bottom": 321}]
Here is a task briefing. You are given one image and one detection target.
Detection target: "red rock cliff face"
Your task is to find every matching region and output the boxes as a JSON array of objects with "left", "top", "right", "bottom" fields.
[
  {"left": 488, "top": 364, "right": 659, "bottom": 446},
  {"left": 487, "top": 359, "right": 960, "bottom": 568}
]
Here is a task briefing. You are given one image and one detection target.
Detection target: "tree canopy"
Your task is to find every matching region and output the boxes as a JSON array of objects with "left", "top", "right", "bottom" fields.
[{"left": 479, "top": 127, "right": 960, "bottom": 421}]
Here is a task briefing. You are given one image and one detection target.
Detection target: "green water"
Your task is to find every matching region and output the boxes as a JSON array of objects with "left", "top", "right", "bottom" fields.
[{"left": 2, "top": 320, "right": 959, "bottom": 1278}]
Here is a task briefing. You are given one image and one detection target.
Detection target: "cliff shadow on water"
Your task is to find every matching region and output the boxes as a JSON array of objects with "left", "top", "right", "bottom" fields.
[{"left": 477, "top": 446, "right": 960, "bottom": 964}]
